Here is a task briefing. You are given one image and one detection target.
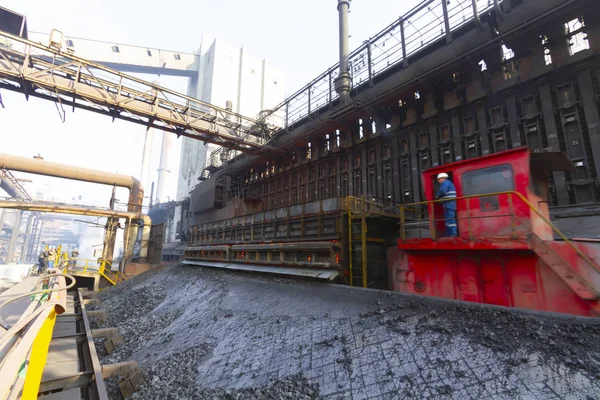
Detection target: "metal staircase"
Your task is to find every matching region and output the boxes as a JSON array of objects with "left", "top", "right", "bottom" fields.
[
  {"left": 529, "top": 235, "right": 599, "bottom": 301},
  {"left": 346, "top": 196, "right": 399, "bottom": 288}
]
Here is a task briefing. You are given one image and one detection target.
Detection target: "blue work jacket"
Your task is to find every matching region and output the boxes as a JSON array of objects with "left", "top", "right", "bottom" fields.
[{"left": 436, "top": 179, "right": 457, "bottom": 210}]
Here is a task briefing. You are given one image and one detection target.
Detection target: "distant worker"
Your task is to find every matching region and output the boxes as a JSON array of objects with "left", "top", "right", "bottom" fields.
[
  {"left": 37, "top": 251, "right": 45, "bottom": 274},
  {"left": 70, "top": 249, "right": 79, "bottom": 268},
  {"left": 47, "top": 246, "right": 56, "bottom": 270},
  {"left": 435, "top": 173, "right": 457, "bottom": 237}
]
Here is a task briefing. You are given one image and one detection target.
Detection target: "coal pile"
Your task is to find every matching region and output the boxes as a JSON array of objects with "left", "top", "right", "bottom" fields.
[
  {"left": 92, "top": 264, "right": 600, "bottom": 399},
  {"left": 364, "top": 293, "right": 600, "bottom": 378},
  {"left": 130, "top": 346, "right": 320, "bottom": 400}
]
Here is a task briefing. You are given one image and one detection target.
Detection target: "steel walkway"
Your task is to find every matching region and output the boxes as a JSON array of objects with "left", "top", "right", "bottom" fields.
[
  {"left": 0, "top": 31, "right": 276, "bottom": 153},
  {"left": 0, "top": 274, "right": 140, "bottom": 400}
]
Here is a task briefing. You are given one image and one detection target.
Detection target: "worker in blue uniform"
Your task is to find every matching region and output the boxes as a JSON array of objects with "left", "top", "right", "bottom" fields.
[{"left": 435, "top": 172, "right": 457, "bottom": 237}]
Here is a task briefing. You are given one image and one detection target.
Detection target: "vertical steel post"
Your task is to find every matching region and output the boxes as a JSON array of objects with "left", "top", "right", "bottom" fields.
[
  {"left": 400, "top": 18, "right": 408, "bottom": 67},
  {"left": 102, "top": 217, "right": 118, "bottom": 263},
  {"left": 26, "top": 216, "right": 38, "bottom": 262},
  {"left": 493, "top": 0, "right": 505, "bottom": 17},
  {"left": 285, "top": 101, "right": 289, "bottom": 129},
  {"left": 334, "top": 0, "right": 353, "bottom": 105},
  {"left": 360, "top": 196, "right": 368, "bottom": 288},
  {"left": 307, "top": 87, "right": 311, "bottom": 117},
  {"left": 7, "top": 210, "right": 22, "bottom": 263},
  {"left": 20, "top": 212, "right": 33, "bottom": 263},
  {"left": 0, "top": 209, "right": 5, "bottom": 233},
  {"left": 441, "top": 0, "right": 452, "bottom": 44},
  {"left": 367, "top": 41, "right": 373, "bottom": 86},
  {"left": 471, "top": 0, "right": 481, "bottom": 28},
  {"left": 466, "top": 199, "right": 472, "bottom": 239},
  {"left": 508, "top": 193, "right": 516, "bottom": 238},
  {"left": 347, "top": 201, "right": 353, "bottom": 286},
  {"left": 400, "top": 207, "right": 406, "bottom": 241},
  {"left": 431, "top": 203, "right": 437, "bottom": 240}
]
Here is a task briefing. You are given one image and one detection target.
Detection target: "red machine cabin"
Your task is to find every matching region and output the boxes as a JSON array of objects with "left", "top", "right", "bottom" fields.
[{"left": 390, "top": 147, "right": 600, "bottom": 317}]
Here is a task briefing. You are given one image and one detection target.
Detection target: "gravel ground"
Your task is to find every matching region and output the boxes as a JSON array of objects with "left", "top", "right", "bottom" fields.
[
  {"left": 92, "top": 264, "right": 600, "bottom": 400},
  {"left": 129, "top": 346, "right": 320, "bottom": 400},
  {"left": 363, "top": 293, "right": 600, "bottom": 377}
]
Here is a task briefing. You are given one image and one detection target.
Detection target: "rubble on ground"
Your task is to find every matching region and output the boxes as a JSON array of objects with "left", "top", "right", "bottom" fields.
[{"left": 92, "top": 264, "right": 600, "bottom": 400}]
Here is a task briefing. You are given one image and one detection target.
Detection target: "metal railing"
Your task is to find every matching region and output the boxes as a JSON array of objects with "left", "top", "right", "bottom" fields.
[
  {"left": 0, "top": 270, "right": 75, "bottom": 399},
  {"left": 261, "top": 0, "right": 505, "bottom": 130},
  {"left": 206, "top": 0, "right": 508, "bottom": 169},
  {"left": 397, "top": 191, "right": 600, "bottom": 275},
  {"left": 63, "top": 258, "right": 127, "bottom": 285}
]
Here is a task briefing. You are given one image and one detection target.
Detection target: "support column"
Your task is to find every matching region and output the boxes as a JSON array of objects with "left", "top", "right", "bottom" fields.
[
  {"left": 102, "top": 217, "right": 119, "bottom": 263},
  {"left": 539, "top": 82, "right": 570, "bottom": 205},
  {"left": 441, "top": 0, "right": 452, "bottom": 44},
  {"left": 7, "top": 210, "right": 22, "bottom": 263},
  {"left": 429, "top": 124, "right": 439, "bottom": 167},
  {"left": 19, "top": 212, "right": 33, "bottom": 263},
  {"left": 26, "top": 216, "right": 39, "bottom": 262},
  {"left": 409, "top": 131, "right": 421, "bottom": 203},
  {"left": 506, "top": 95, "right": 522, "bottom": 148},
  {"left": 33, "top": 220, "right": 44, "bottom": 258},
  {"left": 452, "top": 114, "right": 463, "bottom": 161},
  {"left": 123, "top": 220, "right": 139, "bottom": 266},
  {"left": 477, "top": 105, "right": 491, "bottom": 155},
  {"left": 577, "top": 69, "right": 600, "bottom": 190}
]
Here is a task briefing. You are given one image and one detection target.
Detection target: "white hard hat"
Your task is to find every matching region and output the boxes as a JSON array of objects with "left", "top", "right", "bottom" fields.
[{"left": 437, "top": 172, "right": 449, "bottom": 179}]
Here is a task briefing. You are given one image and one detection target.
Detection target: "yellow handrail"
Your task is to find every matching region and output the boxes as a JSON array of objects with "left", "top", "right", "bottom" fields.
[
  {"left": 63, "top": 258, "right": 127, "bottom": 286},
  {"left": 0, "top": 272, "right": 73, "bottom": 399},
  {"left": 397, "top": 190, "right": 600, "bottom": 275}
]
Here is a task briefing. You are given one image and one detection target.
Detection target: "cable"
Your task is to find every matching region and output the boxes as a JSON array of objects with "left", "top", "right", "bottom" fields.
[{"left": 0, "top": 272, "right": 76, "bottom": 315}]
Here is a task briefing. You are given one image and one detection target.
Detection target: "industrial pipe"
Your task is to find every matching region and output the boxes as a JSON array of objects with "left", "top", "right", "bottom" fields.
[
  {"left": 0, "top": 153, "right": 147, "bottom": 263},
  {"left": 0, "top": 153, "right": 143, "bottom": 214},
  {"left": 0, "top": 200, "right": 139, "bottom": 219},
  {"left": 0, "top": 199, "right": 152, "bottom": 261},
  {"left": 334, "top": 0, "right": 353, "bottom": 105}
]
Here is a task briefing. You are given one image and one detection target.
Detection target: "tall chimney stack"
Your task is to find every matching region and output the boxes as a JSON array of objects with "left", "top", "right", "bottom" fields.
[{"left": 334, "top": 0, "right": 352, "bottom": 106}]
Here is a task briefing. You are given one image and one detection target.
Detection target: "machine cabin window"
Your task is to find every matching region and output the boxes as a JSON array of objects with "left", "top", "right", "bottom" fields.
[{"left": 462, "top": 164, "right": 514, "bottom": 197}]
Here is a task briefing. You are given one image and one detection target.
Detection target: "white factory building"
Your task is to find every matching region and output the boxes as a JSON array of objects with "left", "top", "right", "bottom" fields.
[{"left": 178, "top": 35, "right": 286, "bottom": 202}]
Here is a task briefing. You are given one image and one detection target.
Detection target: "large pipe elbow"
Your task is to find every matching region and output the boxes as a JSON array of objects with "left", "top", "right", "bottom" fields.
[
  {"left": 0, "top": 177, "right": 19, "bottom": 198},
  {"left": 0, "top": 153, "right": 144, "bottom": 213}
]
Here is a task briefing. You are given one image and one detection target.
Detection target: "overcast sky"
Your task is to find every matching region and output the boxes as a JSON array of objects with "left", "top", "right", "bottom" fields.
[{"left": 0, "top": 0, "right": 422, "bottom": 212}]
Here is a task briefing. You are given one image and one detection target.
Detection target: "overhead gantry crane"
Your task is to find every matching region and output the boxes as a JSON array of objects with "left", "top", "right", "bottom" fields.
[{"left": 0, "top": 29, "right": 280, "bottom": 153}]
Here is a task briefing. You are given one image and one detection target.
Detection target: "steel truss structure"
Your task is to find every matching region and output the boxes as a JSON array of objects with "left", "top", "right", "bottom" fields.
[{"left": 0, "top": 31, "right": 278, "bottom": 153}]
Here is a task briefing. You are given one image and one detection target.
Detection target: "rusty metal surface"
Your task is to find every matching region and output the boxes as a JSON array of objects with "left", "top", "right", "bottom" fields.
[{"left": 183, "top": 260, "right": 340, "bottom": 280}]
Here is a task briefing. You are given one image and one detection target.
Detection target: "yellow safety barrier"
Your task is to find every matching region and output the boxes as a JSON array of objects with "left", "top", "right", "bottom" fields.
[
  {"left": 63, "top": 258, "right": 127, "bottom": 286},
  {"left": 0, "top": 271, "right": 75, "bottom": 400},
  {"left": 21, "top": 308, "right": 57, "bottom": 399}
]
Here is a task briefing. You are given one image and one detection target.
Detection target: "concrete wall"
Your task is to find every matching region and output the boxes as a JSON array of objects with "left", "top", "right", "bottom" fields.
[
  {"left": 176, "top": 36, "right": 286, "bottom": 203},
  {"left": 28, "top": 32, "right": 196, "bottom": 77}
]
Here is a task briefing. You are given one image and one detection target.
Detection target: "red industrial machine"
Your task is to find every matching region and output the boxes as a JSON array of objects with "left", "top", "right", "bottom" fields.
[{"left": 389, "top": 147, "right": 600, "bottom": 317}]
